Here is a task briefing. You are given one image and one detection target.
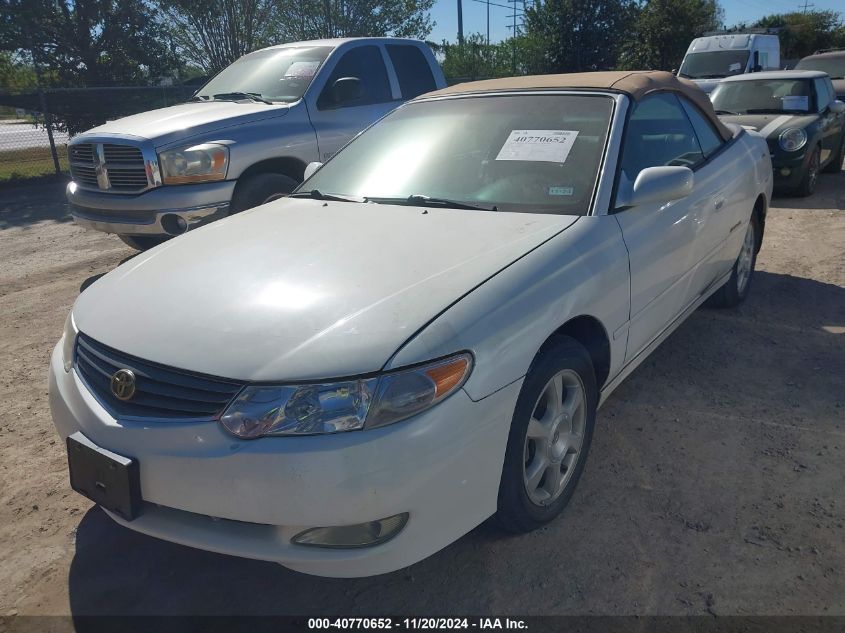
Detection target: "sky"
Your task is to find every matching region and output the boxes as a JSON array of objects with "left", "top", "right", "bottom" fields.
[{"left": 427, "top": 0, "right": 845, "bottom": 44}]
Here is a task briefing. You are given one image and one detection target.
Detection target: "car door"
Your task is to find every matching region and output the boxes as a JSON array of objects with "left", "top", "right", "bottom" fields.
[
  {"left": 613, "top": 93, "right": 723, "bottom": 362},
  {"left": 306, "top": 44, "right": 400, "bottom": 163},
  {"left": 814, "top": 77, "right": 840, "bottom": 165}
]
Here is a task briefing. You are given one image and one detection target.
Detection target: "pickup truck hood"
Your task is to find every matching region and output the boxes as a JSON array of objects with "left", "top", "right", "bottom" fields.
[
  {"left": 74, "top": 199, "right": 577, "bottom": 382},
  {"left": 79, "top": 101, "right": 291, "bottom": 147},
  {"left": 719, "top": 113, "right": 817, "bottom": 140}
]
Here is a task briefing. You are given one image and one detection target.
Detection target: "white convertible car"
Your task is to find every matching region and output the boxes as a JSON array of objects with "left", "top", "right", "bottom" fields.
[{"left": 49, "top": 71, "right": 772, "bottom": 577}]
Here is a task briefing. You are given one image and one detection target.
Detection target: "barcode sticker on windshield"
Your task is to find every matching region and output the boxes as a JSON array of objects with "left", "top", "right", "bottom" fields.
[
  {"left": 782, "top": 95, "right": 809, "bottom": 111},
  {"left": 495, "top": 130, "right": 579, "bottom": 163}
]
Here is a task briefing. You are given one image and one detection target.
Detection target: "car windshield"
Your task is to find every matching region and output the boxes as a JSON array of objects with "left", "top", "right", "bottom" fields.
[
  {"left": 300, "top": 94, "right": 614, "bottom": 216},
  {"left": 195, "top": 46, "right": 333, "bottom": 103},
  {"left": 795, "top": 57, "right": 845, "bottom": 79},
  {"left": 711, "top": 78, "right": 814, "bottom": 114},
  {"left": 679, "top": 51, "right": 750, "bottom": 79}
]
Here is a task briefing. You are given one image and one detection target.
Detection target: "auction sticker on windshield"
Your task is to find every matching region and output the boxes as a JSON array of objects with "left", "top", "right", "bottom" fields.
[{"left": 495, "top": 130, "right": 579, "bottom": 163}]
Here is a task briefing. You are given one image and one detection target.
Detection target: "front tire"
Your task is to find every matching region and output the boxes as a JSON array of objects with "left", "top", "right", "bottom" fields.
[
  {"left": 709, "top": 214, "right": 758, "bottom": 308},
  {"left": 230, "top": 173, "right": 298, "bottom": 213},
  {"left": 822, "top": 135, "right": 845, "bottom": 174},
  {"left": 118, "top": 235, "right": 169, "bottom": 251},
  {"left": 796, "top": 146, "right": 820, "bottom": 196},
  {"left": 496, "top": 336, "right": 597, "bottom": 533}
]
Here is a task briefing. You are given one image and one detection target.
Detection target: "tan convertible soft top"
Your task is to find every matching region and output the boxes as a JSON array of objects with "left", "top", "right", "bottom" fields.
[{"left": 423, "top": 70, "right": 732, "bottom": 142}]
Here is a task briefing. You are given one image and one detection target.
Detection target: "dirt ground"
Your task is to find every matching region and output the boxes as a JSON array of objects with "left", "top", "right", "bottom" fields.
[{"left": 0, "top": 172, "right": 843, "bottom": 619}]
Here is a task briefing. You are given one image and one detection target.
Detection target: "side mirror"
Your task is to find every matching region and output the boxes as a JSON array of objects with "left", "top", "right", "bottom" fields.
[
  {"left": 830, "top": 100, "right": 845, "bottom": 114},
  {"left": 303, "top": 161, "right": 323, "bottom": 181},
  {"left": 671, "top": 68, "right": 678, "bottom": 76},
  {"left": 331, "top": 76, "right": 364, "bottom": 105},
  {"left": 625, "top": 166, "right": 694, "bottom": 208},
  {"left": 752, "top": 64, "right": 763, "bottom": 73}
]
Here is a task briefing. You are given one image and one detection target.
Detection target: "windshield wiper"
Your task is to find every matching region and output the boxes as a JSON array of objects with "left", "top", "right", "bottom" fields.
[
  {"left": 693, "top": 74, "right": 726, "bottom": 79},
  {"left": 211, "top": 92, "right": 273, "bottom": 104},
  {"left": 289, "top": 189, "right": 367, "bottom": 203},
  {"left": 745, "top": 108, "right": 788, "bottom": 114},
  {"left": 715, "top": 109, "right": 740, "bottom": 115},
  {"left": 369, "top": 194, "right": 497, "bottom": 212}
]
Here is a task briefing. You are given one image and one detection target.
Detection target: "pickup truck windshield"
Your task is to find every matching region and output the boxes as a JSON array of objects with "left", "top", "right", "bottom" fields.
[
  {"left": 711, "top": 79, "right": 814, "bottom": 114},
  {"left": 195, "top": 46, "right": 333, "bottom": 103},
  {"left": 679, "top": 51, "right": 750, "bottom": 79},
  {"left": 301, "top": 94, "right": 614, "bottom": 216}
]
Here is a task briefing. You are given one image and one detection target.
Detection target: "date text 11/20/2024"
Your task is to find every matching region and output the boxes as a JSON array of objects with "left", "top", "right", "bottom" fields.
[{"left": 307, "top": 618, "right": 529, "bottom": 630}]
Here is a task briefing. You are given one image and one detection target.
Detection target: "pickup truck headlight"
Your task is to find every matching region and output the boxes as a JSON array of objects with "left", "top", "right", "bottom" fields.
[
  {"left": 219, "top": 353, "right": 473, "bottom": 439},
  {"left": 159, "top": 143, "right": 229, "bottom": 185},
  {"left": 778, "top": 128, "right": 807, "bottom": 152},
  {"left": 61, "top": 312, "right": 78, "bottom": 372}
]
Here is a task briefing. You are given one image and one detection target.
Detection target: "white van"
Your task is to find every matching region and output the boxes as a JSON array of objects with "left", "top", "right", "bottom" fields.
[{"left": 678, "top": 34, "right": 780, "bottom": 94}]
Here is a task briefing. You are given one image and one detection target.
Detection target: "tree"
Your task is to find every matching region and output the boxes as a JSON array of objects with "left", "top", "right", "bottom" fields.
[
  {"left": 619, "top": 0, "right": 723, "bottom": 71},
  {"left": 524, "top": 0, "right": 637, "bottom": 74},
  {"left": 271, "top": 0, "right": 435, "bottom": 43},
  {"left": 752, "top": 10, "right": 844, "bottom": 60},
  {"left": 434, "top": 32, "right": 544, "bottom": 80},
  {"left": 0, "top": 0, "right": 180, "bottom": 86},
  {"left": 159, "top": 0, "right": 277, "bottom": 73}
]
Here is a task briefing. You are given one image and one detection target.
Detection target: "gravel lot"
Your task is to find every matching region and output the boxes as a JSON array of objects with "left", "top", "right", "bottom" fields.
[{"left": 0, "top": 173, "right": 843, "bottom": 619}]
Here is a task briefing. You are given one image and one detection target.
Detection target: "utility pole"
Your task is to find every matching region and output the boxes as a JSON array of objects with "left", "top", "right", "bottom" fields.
[
  {"left": 799, "top": 0, "right": 814, "bottom": 13},
  {"left": 486, "top": 0, "right": 490, "bottom": 46},
  {"left": 457, "top": 0, "right": 464, "bottom": 44}
]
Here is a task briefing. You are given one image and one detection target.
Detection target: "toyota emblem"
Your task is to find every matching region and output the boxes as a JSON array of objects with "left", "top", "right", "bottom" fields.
[{"left": 110, "top": 368, "right": 136, "bottom": 401}]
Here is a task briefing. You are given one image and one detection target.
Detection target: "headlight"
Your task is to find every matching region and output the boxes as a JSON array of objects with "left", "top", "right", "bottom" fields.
[
  {"left": 779, "top": 128, "right": 807, "bottom": 152},
  {"left": 219, "top": 353, "right": 473, "bottom": 439},
  {"left": 159, "top": 143, "right": 229, "bottom": 185},
  {"left": 61, "top": 312, "right": 77, "bottom": 372}
]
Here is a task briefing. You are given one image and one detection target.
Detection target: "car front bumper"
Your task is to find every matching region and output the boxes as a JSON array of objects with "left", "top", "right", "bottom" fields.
[
  {"left": 771, "top": 150, "right": 809, "bottom": 189},
  {"left": 66, "top": 180, "right": 236, "bottom": 237},
  {"left": 48, "top": 342, "right": 520, "bottom": 577}
]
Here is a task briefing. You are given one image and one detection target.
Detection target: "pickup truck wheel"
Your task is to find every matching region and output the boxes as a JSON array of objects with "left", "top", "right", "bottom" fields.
[
  {"left": 118, "top": 235, "right": 169, "bottom": 251},
  {"left": 709, "top": 214, "right": 758, "bottom": 308},
  {"left": 796, "top": 146, "right": 820, "bottom": 196},
  {"left": 822, "top": 135, "right": 844, "bottom": 173},
  {"left": 496, "top": 336, "right": 597, "bottom": 534},
  {"left": 230, "top": 173, "right": 299, "bottom": 213}
]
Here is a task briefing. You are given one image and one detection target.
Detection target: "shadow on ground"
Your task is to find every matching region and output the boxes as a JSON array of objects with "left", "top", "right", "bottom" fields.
[
  {"left": 770, "top": 166, "right": 845, "bottom": 211},
  {"left": 0, "top": 178, "right": 71, "bottom": 229},
  {"left": 66, "top": 270, "right": 845, "bottom": 617}
]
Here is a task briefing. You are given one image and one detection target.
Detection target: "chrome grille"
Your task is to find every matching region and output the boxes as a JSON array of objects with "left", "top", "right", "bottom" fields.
[
  {"left": 68, "top": 141, "right": 153, "bottom": 193},
  {"left": 74, "top": 333, "right": 244, "bottom": 421}
]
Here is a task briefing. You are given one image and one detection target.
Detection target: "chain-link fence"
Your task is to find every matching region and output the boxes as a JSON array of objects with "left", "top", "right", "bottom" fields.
[{"left": 0, "top": 85, "right": 196, "bottom": 184}]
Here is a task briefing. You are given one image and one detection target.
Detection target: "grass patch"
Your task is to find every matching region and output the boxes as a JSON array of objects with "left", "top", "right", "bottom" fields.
[{"left": 0, "top": 145, "right": 68, "bottom": 181}]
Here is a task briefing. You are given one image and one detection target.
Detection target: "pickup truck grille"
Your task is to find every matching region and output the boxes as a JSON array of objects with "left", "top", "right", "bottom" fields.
[
  {"left": 69, "top": 142, "right": 154, "bottom": 193},
  {"left": 73, "top": 333, "right": 244, "bottom": 421}
]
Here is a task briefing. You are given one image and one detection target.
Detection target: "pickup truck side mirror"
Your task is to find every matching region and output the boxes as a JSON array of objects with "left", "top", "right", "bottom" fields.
[
  {"left": 303, "top": 161, "right": 323, "bottom": 181},
  {"left": 331, "top": 77, "right": 364, "bottom": 105},
  {"left": 623, "top": 166, "right": 694, "bottom": 208},
  {"left": 830, "top": 100, "right": 845, "bottom": 115}
]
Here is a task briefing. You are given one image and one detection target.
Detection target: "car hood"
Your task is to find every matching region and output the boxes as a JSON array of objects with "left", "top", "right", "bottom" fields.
[
  {"left": 78, "top": 101, "right": 291, "bottom": 147},
  {"left": 718, "top": 113, "right": 817, "bottom": 140},
  {"left": 690, "top": 78, "right": 722, "bottom": 94},
  {"left": 74, "top": 199, "right": 577, "bottom": 382}
]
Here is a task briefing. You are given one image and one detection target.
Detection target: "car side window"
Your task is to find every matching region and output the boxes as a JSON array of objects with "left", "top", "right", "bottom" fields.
[
  {"left": 679, "top": 97, "right": 724, "bottom": 158},
  {"left": 317, "top": 46, "right": 392, "bottom": 110},
  {"left": 814, "top": 78, "right": 831, "bottom": 112},
  {"left": 824, "top": 78, "right": 837, "bottom": 105},
  {"left": 386, "top": 45, "right": 437, "bottom": 99},
  {"left": 619, "top": 93, "right": 705, "bottom": 183}
]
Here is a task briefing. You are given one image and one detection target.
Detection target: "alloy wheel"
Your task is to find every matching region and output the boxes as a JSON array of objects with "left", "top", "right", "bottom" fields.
[
  {"left": 736, "top": 221, "right": 755, "bottom": 295},
  {"left": 523, "top": 369, "right": 587, "bottom": 506}
]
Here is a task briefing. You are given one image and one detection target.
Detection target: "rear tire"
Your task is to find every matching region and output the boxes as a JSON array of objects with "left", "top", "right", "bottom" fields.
[
  {"left": 822, "top": 135, "right": 845, "bottom": 174},
  {"left": 230, "top": 173, "right": 298, "bottom": 213},
  {"left": 709, "top": 214, "right": 758, "bottom": 308},
  {"left": 118, "top": 235, "right": 169, "bottom": 251},
  {"left": 496, "top": 336, "right": 597, "bottom": 534}
]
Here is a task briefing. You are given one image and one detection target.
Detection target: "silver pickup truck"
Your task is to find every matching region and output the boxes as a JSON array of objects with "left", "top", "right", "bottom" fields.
[{"left": 66, "top": 37, "right": 445, "bottom": 249}]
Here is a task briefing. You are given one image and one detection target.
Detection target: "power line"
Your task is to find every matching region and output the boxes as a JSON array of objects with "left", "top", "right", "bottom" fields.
[{"left": 798, "top": 0, "right": 814, "bottom": 13}]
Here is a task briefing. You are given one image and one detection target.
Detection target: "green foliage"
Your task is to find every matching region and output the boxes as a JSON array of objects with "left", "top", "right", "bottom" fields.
[
  {"left": 1, "top": 0, "right": 180, "bottom": 86},
  {"left": 752, "top": 11, "right": 844, "bottom": 60},
  {"left": 0, "top": 52, "right": 38, "bottom": 91},
  {"left": 619, "top": 0, "right": 723, "bottom": 71},
  {"left": 435, "top": 33, "right": 545, "bottom": 80},
  {"left": 272, "top": 0, "right": 435, "bottom": 43},
  {"left": 524, "top": 0, "right": 637, "bottom": 73}
]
